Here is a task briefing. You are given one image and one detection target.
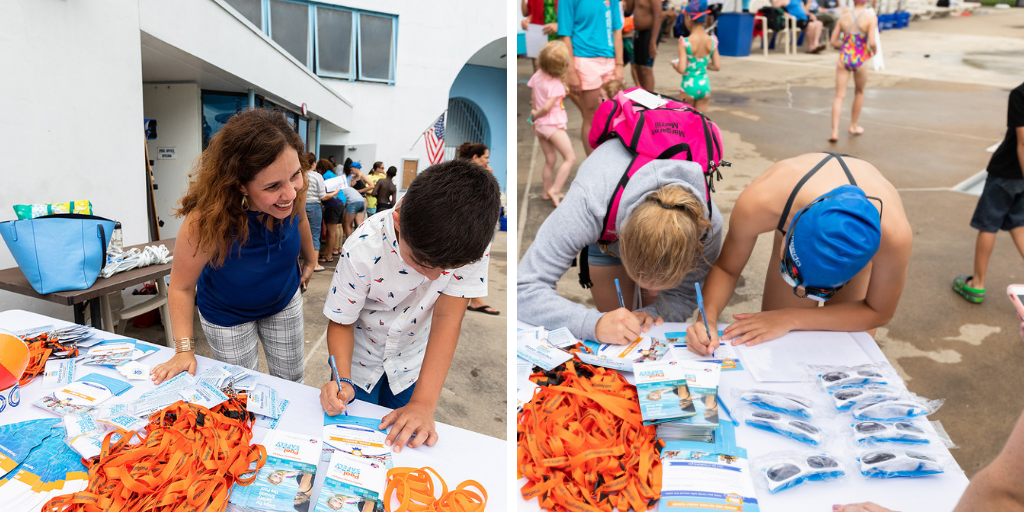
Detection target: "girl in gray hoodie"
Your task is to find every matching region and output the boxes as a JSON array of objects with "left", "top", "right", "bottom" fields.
[{"left": 517, "top": 137, "right": 724, "bottom": 345}]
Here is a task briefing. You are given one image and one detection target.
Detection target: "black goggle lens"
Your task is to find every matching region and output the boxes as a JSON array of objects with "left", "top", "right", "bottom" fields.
[{"left": 767, "top": 463, "right": 801, "bottom": 482}]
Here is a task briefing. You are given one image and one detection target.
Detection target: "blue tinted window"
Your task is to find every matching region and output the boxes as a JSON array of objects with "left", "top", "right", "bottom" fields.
[{"left": 201, "top": 92, "right": 249, "bottom": 149}]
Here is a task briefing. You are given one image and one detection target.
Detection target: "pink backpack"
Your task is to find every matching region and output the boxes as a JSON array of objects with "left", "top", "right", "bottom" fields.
[{"left": 588, "top": 88, "right": 728, "bottom": 244}]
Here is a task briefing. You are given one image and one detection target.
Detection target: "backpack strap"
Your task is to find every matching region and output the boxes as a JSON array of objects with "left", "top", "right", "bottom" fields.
[
  {"left": 578, "top": 248, "right": 592, "bottom": 289},
  {"left": 777, "top": 153, "right": 858, "bottom": 235},
  {"left": 599, "top": 153, "right": 646, "bottom": 244}
]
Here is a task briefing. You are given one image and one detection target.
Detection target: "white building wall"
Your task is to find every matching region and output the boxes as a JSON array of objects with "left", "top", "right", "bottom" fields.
[
  {"left": 0, "top": 0, "right": 147, "bottom": 319},
  {"left": 143, "top": 83, "right": 203, "bottom": 240},
  {"left": 317, "top": 0, "right": 505, "bottom": 190}
]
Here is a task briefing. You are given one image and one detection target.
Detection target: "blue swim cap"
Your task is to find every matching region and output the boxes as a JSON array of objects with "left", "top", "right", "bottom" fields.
[
  {"left": 685, "top": 0, "right": 710, "bottom": 20},
  {"left": 786, "top": 185, "right": 881, "bottom": 289},
  {"left": 351, "top": 162, "right": 362, "bottom": 169}
]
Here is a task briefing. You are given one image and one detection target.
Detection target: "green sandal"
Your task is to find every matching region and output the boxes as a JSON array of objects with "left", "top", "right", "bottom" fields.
[{"left": 953, "top": 274, "right": 984, "bottom": 304}]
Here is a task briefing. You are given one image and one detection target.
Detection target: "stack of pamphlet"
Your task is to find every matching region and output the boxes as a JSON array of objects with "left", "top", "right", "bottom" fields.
[
  {"left": 635, "top": 357, "right": 721, "bottom": 438},
  {"left": 659, "top": 421, "right": 760, "bottom": 511},
  {"left": 228, "top": 430, "right": 321, "bottom": 512}
]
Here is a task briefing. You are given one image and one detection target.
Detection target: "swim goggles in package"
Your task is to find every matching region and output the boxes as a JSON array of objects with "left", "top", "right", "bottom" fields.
[
  {"left": 829, "top": 384, "right": 904, "bottom": 411},
  {"left": 807, "top": 363, "right": 896, "bottom": 391},
  {"left": 734, "top": 388, "right": 822, "bottom": 418},
  {"left": 851, "top": 420, "right": 957, "bottom": 447},
  {"left": 858, "top": 449, "right": 950, "bottom": 478},
  {"left": 742, "top": 408, "right": 825, "bottom": 445},
  {"left": 753, "top": 451, "right": 847, "bottom": 493},
  {"left": 851, "top": 396, "right": 944, "bottom": 422}
]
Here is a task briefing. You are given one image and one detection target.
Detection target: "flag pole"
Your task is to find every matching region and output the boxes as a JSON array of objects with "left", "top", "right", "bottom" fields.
[{"left": 408, "top": 110, "right": 448, "bottom": 151}]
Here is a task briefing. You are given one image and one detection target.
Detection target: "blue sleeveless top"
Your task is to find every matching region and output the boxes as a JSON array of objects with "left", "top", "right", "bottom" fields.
[{"left": 197, "top": 211, "right": 301, "bottom": 327}]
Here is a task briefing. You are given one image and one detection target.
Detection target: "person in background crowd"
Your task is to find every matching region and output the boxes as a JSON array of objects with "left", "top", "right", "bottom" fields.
[
  {"left": 318, "top": 158, "right": 347, "bottom": 264},
  {"left": 327, "top": 158, "right": 354, "bottom": 256},
  {"left": 559, "top": 0, "right": 624, "bottom": 157},
  {"left": 150, "top": 108, "right": 316, "bottom": 385},
  {"left": 457, "top": 142, "right": 501, "bottom": 316},
  {"left": 373, "top": 166, "right": 398, "bottom": 212},
  {"left": 304, "top": 152, "right": 340, "bottom": 271},
  {"left": 626, "top": 0, "right": 663, "bottom": 92},
  {"left": 365, "top": 161, "right": 386, "bottom": 216},
  {"left": 328, "top": 155, "right": 337, "bottom": 171},
  {"left": 953, "top": 81, "right": 1024, "bottom": 304},
  {"left": 529, "top": 40, "right": 576, "bottom": 208},
  {"left": 773, "top": 0, "right": 824, "bottom": 53},
  {"left": 828, "top": 0, "right": 876, "bottom": 142},
  {"left": 675, "top": 0, "right": 721, "bottom": 113},
  {"left": 341, "top": 163, "right": 367, "bottom": 241},
  {"left": 807, "top": 0, "right": 838, "bottom": 43}
]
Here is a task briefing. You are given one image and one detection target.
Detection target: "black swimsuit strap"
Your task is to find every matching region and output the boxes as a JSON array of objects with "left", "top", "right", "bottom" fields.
[{"left": 777, "top": 153, "right": 858, "bottom": 235}]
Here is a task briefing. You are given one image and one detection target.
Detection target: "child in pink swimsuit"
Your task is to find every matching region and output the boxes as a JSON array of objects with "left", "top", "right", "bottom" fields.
[{"left": 528, "top": 41, "right": 577, "bottom": 207}]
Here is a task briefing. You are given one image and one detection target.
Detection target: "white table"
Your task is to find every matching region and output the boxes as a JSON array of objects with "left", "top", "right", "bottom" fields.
[
  {"left": 0, "top": 310, "right": 507, "bottom": 509},
  {"left": 517, "top": 321, "right": 969, "bottom": 512}
]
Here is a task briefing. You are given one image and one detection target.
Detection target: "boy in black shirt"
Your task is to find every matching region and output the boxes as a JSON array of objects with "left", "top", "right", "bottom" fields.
[{"left": 953, "top": 82, "right": 1024, "bottom": 303}]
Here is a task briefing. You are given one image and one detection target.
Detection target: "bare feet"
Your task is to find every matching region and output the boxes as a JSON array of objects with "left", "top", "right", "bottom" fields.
[
  {"left": 540, "top": 193, "right": 551, "bottom": 201},
  {"left": 549, "top": 188, "right": 563, "bottom": 207},
  {"left": 829, "top": 131, "right": 839, "bottom": 143},
  {"left": 849, "top": 125, "right": 865, "bottom": 135}
]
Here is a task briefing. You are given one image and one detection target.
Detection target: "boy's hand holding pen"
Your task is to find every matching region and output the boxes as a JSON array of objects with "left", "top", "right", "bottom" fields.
[{"left": 319, "top": 355, "right": 356, "bottom": 416}]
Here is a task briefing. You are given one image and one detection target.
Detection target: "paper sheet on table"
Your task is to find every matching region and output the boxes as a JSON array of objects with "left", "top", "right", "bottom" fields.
[
  {"left": 525, "top": 24, "right": 546, "bottom": 58},
  {"left": 324, "top": 176, "right": 347, "bottom": 193},
  {"left": 735, "top": 330, "right": 872, "bottom": 382}
]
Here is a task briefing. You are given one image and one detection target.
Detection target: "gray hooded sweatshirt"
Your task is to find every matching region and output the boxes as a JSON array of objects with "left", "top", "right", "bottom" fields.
[{"left": 517, "top": 138, "right": 724, "bottom": 341}]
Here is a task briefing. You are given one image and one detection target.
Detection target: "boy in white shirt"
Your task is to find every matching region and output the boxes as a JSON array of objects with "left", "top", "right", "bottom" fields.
[{"left": 319, "top": 160, "right": 501, "bottom": 452}]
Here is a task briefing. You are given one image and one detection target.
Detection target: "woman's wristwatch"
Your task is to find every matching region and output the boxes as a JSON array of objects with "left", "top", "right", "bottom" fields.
[
  {"left": 174, "top": 337, "right": 195, "bottom": 354},
  {"left": 338, "top": 377, "right": 357, "bottom": 404}
]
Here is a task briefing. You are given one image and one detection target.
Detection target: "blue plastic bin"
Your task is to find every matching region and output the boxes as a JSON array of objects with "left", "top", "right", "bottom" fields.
[
  {"left": 717, "top": 13, "right": 755, "bottom": 57},
  {"left": 500, "top": 216, "right": 507, "bottom": 232}
]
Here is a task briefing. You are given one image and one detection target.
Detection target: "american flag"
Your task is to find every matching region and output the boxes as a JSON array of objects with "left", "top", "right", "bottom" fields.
[{"left": 425, "top": 113, "right": 445, "bottom": 165}]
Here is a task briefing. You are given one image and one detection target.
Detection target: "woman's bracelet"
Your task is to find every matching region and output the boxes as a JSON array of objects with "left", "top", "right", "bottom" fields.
[{"left": 174, "top": 337, "right": 195, "bottom": 354}]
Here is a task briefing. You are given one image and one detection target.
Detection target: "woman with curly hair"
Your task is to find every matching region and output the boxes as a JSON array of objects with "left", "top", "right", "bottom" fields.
[{"left": 150, "top": 108, "right": 318, "bottom": 385}]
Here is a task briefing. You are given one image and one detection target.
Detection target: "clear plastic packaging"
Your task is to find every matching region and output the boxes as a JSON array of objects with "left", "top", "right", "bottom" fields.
[
  {"left": 828, "top": 384, "right": 905, "bottom": 411},
  {"left": 857, "top": 448, "right": 954, "bottom": 478},
  {"left": 849, "top": 420, "right": 957, "bottom": 448},
  {"left": 752, "top": 451, "right": 848, "bottom": 493},
  {"left": 806, "top": 363, "right": 898, "bottom": 391},
  {"left": 732, "top": 388, "right": 831, "bottom": 418},
  {"left": 851, "top": 396, "right": 944, "bottom": 421},
  {"left": 738, "top": 405, "right": 829, "bottom": 446}
]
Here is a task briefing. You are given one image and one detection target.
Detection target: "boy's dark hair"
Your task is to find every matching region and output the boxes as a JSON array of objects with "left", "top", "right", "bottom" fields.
[
  {"left": 400, "top": 159, "right": 500, "bottom": 269},
  {"left": 386, "top": 166, "right": 397, "bottom": 178}
]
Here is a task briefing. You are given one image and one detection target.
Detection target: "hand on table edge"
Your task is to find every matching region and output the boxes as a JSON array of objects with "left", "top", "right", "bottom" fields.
[{"left": 380, "top": 399, "right": 438, "bottom": 453}]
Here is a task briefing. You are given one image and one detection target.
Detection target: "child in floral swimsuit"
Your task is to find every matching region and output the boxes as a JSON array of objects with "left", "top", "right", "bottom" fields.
[{"left": 674, "top": 0, "right": 721, "bottom": 113}]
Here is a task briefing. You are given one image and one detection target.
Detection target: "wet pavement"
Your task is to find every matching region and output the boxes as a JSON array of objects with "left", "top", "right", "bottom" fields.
[{"left": 518, "top": 9, "right": 1024, "bottom": 478}]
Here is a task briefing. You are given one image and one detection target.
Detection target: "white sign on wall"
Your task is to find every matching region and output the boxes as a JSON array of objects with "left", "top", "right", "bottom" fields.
[{"left": 157, "top": 147, "right": 176, "bottom": 160}]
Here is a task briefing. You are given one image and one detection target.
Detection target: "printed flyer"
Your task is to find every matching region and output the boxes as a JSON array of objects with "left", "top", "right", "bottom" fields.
[
  {"left": 321, "top": 416, "right": 393, "bottom": 471},
  {"left": 660, "top": 423, "right": 760, "bottom": 512},
  {"left": 664, "top": 330, "right": 744, "bottom": 372},
  {"left": 32, "top": 374, "right": 131, "bottom": 416},
  {"left": 229, "top": 431, "right": 320, "bottom": 512},
  {"left": 576, "top": 337, "right": 670, "bottom": 372},
  {"left": 635, "top": 359, "right": 720, "bottom": 427},
  {"left": 312, "top": 451, "right": 386, "bottom": 512}
]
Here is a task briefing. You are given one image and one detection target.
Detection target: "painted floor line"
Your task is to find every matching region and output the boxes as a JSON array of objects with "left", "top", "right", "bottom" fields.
[
  {"left": 518, "top": 134, "right": 540, "bottom": 253},
  {"left": 304, "top": 327, "right": 329, "bottom": 367}
]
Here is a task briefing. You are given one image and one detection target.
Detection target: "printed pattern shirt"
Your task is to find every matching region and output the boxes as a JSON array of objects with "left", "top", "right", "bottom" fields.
[{"left": 323, "top": 212, "right": 489, "bottom": 394}]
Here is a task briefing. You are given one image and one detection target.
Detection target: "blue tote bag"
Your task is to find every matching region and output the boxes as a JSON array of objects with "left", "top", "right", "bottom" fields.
[{"left": 0, "top": 214, "right": 115, "bottom": 294}]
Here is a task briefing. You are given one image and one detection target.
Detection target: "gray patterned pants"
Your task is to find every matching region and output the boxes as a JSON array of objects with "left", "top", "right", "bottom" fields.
[{"left": 199, "top": 288, "right": 305, "bottom": 383}]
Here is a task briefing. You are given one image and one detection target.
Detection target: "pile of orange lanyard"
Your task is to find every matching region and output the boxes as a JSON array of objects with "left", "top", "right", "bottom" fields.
[
  {"left": 518, "top": 360, "right": 664, "bottom": 512},
  {"left": 20, "top": 331, "right": 78, "bottom": 386},
  {"left": 41, "top": 397, "right": 266, "bottom": 512},
  {"left": 383, "top": 466, "right": 487, "bottom": 511}
]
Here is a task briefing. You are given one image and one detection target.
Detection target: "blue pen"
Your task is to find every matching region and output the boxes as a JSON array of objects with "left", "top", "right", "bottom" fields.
[
  {"left": 328, "top": 355, "right": 349, "bottom": 416},
  {"left": 695, "top": 282, "right": 714, "bottom": 357},
  {"left": 615, "top": 278, "right": 625, "bottom": 309},
  {"left": 718, "top": 396, "right": 739, "bottom": 427}
]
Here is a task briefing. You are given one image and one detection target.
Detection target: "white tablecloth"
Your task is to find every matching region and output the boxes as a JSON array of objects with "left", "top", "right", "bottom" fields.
[
  {"left": 517, "top": 321, "right": 969, "bottom": 512},
  {"left": 0, "top": 310, "right": 507, "bottom": 509}
]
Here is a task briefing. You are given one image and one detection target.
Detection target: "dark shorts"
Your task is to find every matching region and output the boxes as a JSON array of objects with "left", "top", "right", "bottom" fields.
[
  {"left": 971, "top": 175, "right": 1024, "bottom": 232},
  {"left": 323, "top": 205, "right": 345, "bottom": 224},
  {"left": 795, "top": 18, "right": 809, "bottom": 30},
  {"left": 633, "top": 29, "right": 655, "bottom": 67}
]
